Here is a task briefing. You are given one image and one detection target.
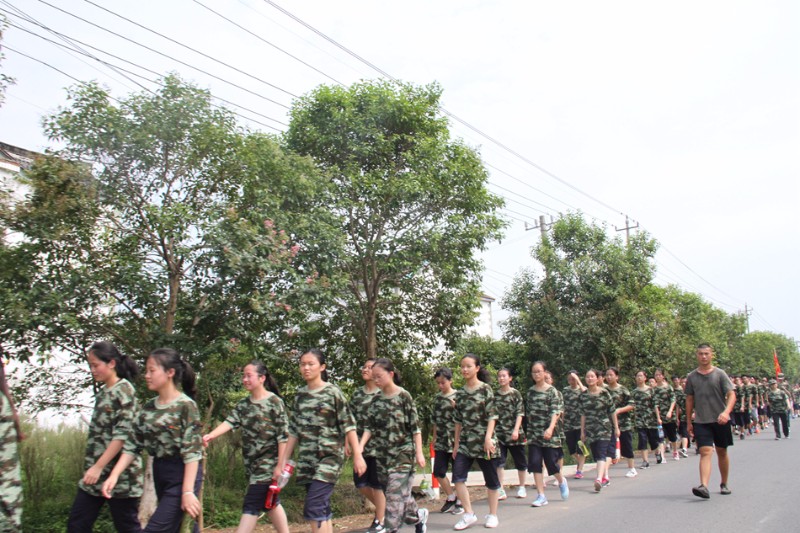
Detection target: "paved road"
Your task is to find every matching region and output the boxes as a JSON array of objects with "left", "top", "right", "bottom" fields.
[{"left": 420, "top": 428, "right": 795, "bottom": 532}]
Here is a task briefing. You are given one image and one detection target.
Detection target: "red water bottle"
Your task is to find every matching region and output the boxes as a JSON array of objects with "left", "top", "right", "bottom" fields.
[{"left": 265, "top": 460, "right": 295, "bottom": 510}]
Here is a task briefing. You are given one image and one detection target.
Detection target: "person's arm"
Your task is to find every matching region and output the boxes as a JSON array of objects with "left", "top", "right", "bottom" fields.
[
  {"left": 83, "top": 440, "right": 124, "bottom": 485},
  {"left": 452, "top": 422, "right": 462, "bottom": 460},
  {"left": 359, "top": 429, "right": 372, "bottom": 451},
  {"left": 718, "top": 390, "right": 735, "bottom": 424},
  {"left": 180, "top": 460, "right": 201, "bottom": 517},
  {"left": 346, "top": 429, "right": 366, "bottom": 476},
  {"left": 685, "top": 395, "right": 695, "bottom": 437},
  {"left": 431, "top": 424, "right": 438, "bottom": 450},
  {"left": 202, "top": 421, "right": 233, "bottom": 447},
  {"left": 414, "top": 431, "right": 426, "bottom": 468},
  {"left": 612, "top": 411, "right": 620, "bottom": 437},
  {"left": 484, "top": 419, "right": 497, "bottom": 456},
  {"left": 579, "top": 414, "right": 586, "bottom": 442},
  {"left": 101, "top": 452, "right": 137, "bottom": 498},
  {"left": 511, "top": 414, "right": 523, "bottom": 441},
  {"left": 274, "top": 435, "right": 298, "bottom": 480}
]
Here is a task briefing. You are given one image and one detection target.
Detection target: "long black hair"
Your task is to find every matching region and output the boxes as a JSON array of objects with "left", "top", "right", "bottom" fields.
[
  {"left": 373, "top": 357, "right": 402, "bottom": 385},
  {"left": 148, "top": 348, "right": 197, "bottom": 399},
  {"left": 88, "top": 341, "right": 139, "bottom": 381},
  {"left": 300, "top": 348, "right": 329, "bottom": 382},
  {"left": 246, "top": 360, "right": 280, "bottom": 397}
]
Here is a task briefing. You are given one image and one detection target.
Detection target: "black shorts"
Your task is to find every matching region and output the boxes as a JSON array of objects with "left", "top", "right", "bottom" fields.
[
  {"left": 353, "top": 456, "right": 383, "bottom": 490},
  {"left": 452, "top": 453, "right": 501, "bottom": 490},
  {"left": 564, "top": 429, "right": 582, "bottom": 455},
  {"left": 618, "top": 430, "right": 634, "bottom": 459},
  {"left": 303, "top": 481, "right": 335, "bottom": 522},
  {"left": 496, "top": 443, "right": 527, "bottom": 471},
  {"left": 662, "top": 421, "right": 678, "bottom": 442},
  {"left": 242, "top": 482, "right": 276, "bottom": 516},
  {"left": 433, "top": 449, "right": 453, "bottom": 479},
  {"left": 589, "top": 439, "right": 610, "bottom": 462},
  {"left": 693, "top": 422, "right": 734, "bottom": 449},
  {"left": 636, "top": 427, "right": 660, "bottom": 450},
  {"left": 678, "top": 421, "right": 689, "bottom": 439}
]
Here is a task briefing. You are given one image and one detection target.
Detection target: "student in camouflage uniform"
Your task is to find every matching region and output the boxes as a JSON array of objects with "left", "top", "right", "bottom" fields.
[
  {"left": 276, "top": 349, "right": 365, "bottom": 533},
  {"left": 202, "top": 361, "right": 289, "bottom": 533},
  {"left": 606, "top": 367, "right": 637, "bottom": 478},
  {"left": 494, "top": 367, "right": 528, "bottom": 500},
  {"left": 525, "top": 361, "right": 569, "bottom": 508},
  {"left": 632, "top": 371, "right": 660, "bottom": 469},
  {"left": 543, "top": 371, "right": 565, "bottom": 487},
  {"left": 452, "top": 354, "right": 500, "bottom": 530},
  {"left": 349, "top": 359, "right": 386, "bottom": 533},
  {"left": 746, "top": 376, "right": 760, "bottom": 434},
  {"left": 672, "top": 375, "right": 690, "bottom": 457},
  {"left": 561, "top": 370, "right": 586, "bottom": 479},
  {"left": 580, "top": 369, "right": 619, "bottom": 492},
  {"left": 430, "top": 367, "right": 463, "bottom": 514},
  {"left": 757, "top": 377, "right": 769, "bottom": 430},
  {"left": 653, "top": 369, "right": 678, "bottom": 462},
  {"left": 102, "top": 348, "right": 204, "bottom": 533},
  {"left": 766, "top": 379, "right": 790, "bottom": 439},
  {"left": 360, "top": 359, "right": 428, "bottom": 533},
  {"left": 0, "top": 359, "right": 22, "bottom": 533},
  {"left": 68, "top": 341, "right": 143, "bottom": 533},
  {"left": 732, "top": 376, "right": 747, "bottom": 437}
]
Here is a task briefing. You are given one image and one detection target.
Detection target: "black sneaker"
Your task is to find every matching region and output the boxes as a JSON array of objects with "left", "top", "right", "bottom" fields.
[
  {"left": 367, "top": 518, "right": 385, "bottom": 533},
  {"left": 692, "top": 485, "right": 710, "bottom": 499},
  {"left": 656, "top": 452, "right": 663, "bottom": 464},
  {"left": 415, "top": 508, "right": 429, "bottom": 533},
  {"left": 452, "top": 504, "right": 465, "bottom": 515},
  {"left": 639, "top": 460, "right": 650, "bottom": 469},
  {"left": 720, "top": 484, "right": 731, "bottom": 495},
  {"left": 440, "top": 499, "right": 456, "bottom": 513}
]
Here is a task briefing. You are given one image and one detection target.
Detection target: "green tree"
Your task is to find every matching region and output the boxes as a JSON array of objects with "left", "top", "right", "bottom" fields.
[
  {"left": 285, "top": 80, "right": 505, "bottom": 377},
  {"left": 0, "top": 75, "right": 336, "bottom": 409},
  {"left": 728, "top": 331, "right": 799, "bottom": 380}
]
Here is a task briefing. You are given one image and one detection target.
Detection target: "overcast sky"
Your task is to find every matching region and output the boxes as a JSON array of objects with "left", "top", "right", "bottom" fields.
[{"left": 1, "top": 0, "right": 797, "bottom": 347}]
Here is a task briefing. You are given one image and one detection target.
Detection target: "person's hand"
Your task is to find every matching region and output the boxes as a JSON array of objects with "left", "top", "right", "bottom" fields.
[
  {"left": 543, "top": 428, "right": 553, "bottom": 441},
  {"left": 483, "top": 437, "right": 496, "bottom": 457},
  {"left": 202, "top": 434, "right": 213, "bottom": 448},
  {"left": 345, "top": 441, "right": 352, "bottom": 458},
  {"left": 717, "top": 411, "right": 730, "bottom": 425},
  {"left": 181, "top": 492, "right": 201, "bottom": 518},
  {"left": 416, "top": 450, "right": 426, "bottom": 469},
  {"left": 687, "top": 421, "right": 694, "bottom": 439},
  {"left": 353, "top": 456, "right": 367, "bottom": 476},
  {"left": 511, "top": 430, "right": 519, "bottom": 441},
  {"left": 82, "top": 464, "right": 103, "bottom": 485},
  {"left": 101, "top": 475, "right": 118, "bottom": 499}
]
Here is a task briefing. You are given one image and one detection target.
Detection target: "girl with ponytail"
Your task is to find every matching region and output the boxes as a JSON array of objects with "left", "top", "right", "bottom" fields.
[
  {"left": 203, "top": 361, "right": 289, "bottom": 533},
  {"left": 67, "top": 341, "right": 143, "bottom": 532},
  {"left": 102, "top": 348, "right": 204, "bottom": 532}
]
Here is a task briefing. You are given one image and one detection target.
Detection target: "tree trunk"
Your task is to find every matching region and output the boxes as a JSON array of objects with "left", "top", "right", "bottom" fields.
[{"left": 138, "top": 457, "right": 157, "bottom": 527}]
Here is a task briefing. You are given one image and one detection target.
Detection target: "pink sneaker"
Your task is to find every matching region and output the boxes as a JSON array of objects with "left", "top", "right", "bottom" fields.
[{"left": 573, "top": 471, "right": 584, "bottom": 479}]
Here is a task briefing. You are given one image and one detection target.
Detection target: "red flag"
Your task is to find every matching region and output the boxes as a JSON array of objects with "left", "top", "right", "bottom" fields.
[{"left": 773, "top": 349, "right": 782, "bottom": 377}]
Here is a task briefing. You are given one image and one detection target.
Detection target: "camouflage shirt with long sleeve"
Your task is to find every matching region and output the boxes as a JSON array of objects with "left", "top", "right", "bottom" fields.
[
  {"left": 80, "top": 379, "right": 143, "bottom": 498},
  {"left": 123, "top": 393, "right": 203, "bottom": 464},
  {"left": 225, "top": 393, "right": 288, "bottom": 484},
  {"left": 288, "top": 383, "right": 355, "bottom": 485}
]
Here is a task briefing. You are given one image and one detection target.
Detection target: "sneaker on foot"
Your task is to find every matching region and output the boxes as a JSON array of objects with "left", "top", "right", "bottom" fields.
[
  {"left": 573, "top": 471, "right": 584, "bottom": 479},
  {"left": 497, "top": 488, "right": 507, "bottom": 501},
  {"left": 679, "top": 448, "right": 688, "bottom": 458},
  {"left": 559, "top": 479, "right": 569, "bottom": 500},
  {"left": 692, "top": 484, "right": 710, "bottom": 499},
  {"left": 440, "top": 499, "right": 457, "bottom": 513},
  {"left": 594, "top": 479, "right": 602, "bottom": 492},
  {"left": 415, "top": 508, "right": 429, "bottom": 533},
  {"left": 720, "top": 483, "right": 731, "bottom": 495},
  {"left": 452, "top": 504, "right": 465, "bottom": 515},
  {"left": 656, "top": 452, "right": 663, "bottom": 464},
  {"left": 601, "top": 477, "right": 610, "bottom": 487},
  {"left": 454, "top": 513, "right": 477, "bottom": 531},
  {"left": 626, "top": 468, "right": 638, "bottom": 478},
  {"left": 531, "top": 494, "right": 548, "bottom": 507},
  {"left": 673, "top": 452, "right": 680, "bottom": 461},
  {"left": 776, "top": 436, "right": 781, "bottom": 440},
  {"left": 639, "top": 460, "right": 650, "bottom": 469},
  {"left": 551, "top": 478, "right": 559, "bottom": 487},
  {"left": 516, "top": 486, "right": 527, "bottom": 499},
  {"left": 368, "top": 518, "right": 384, "bottom": 533},
  {"left": 739, "top": 432, "right": 745, "bottom": 440},
  {"left": 484, "top": 514, "right": 499, "bottom": 529}
]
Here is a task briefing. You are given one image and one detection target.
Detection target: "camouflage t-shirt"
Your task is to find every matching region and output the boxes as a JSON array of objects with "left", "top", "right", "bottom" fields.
[
  {"left": 606, "top": 384, "right": 634, "bottom": 432},
  {"left": 652, "top": 384, "right": 676, "bottom": 423},
  {"left": 0, "top": 393, "right": 21, "bottom": 532},
  {"left": 579, "top": 388, "right": 615, "bottom": 443},
  {"left": 745, "top": 383, "right": 758, "bottom": 408},
  {"left": 631, "top": 387, "right": 658, "bottom": 429},
  {"left": 757, "top": 384, "right": 768, "bottom": 406},
  {"left": 124, "top": 393, "right": 203, "bottom": 464},
  {"left": 525, "top": 385, "right": 563, "bottom": 448},
  {"left": 673, "top": 387, "right": 686, "bottom": 419},
  {"left": 767, "top": 389, "right": 790, "bottom": 414},
  {"left": 364, "top": 387, "right": 420, "bottom": 479},
  {"left": 79, "top": 379, "right": 143, "bottom": 498},
  {"left": 454, "top": 382, "right": 498, "bottom": 459},
  {"left": 561, "top": 386, "right": 584, "bottom": 431},
  {"left": 431, "top": 390, "right": 457, "bottom": 452},
  {"left": 494, "top": 388, "right": 526, "bottom": 446},
  {"left": 735, "top": 385, "right": 746, "bottom": 411},
  {"left": 288, "top": 383, "right": 355, "bottom": 485},
  {"left": 349, "top": 385, "right": 380, "bottom": 441},
  {"left": 225, "top": 393, "right": 288, "bottom": 484}
]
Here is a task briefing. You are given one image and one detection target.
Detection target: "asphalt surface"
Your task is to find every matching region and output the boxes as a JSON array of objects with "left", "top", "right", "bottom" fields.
[{"left": 421, "top": 427, "right": 796, "bottom": 532}]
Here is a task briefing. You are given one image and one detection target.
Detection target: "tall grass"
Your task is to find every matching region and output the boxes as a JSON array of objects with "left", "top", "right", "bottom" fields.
[{"left": 19, "top": 421, "right": 369, "bottom": 531}]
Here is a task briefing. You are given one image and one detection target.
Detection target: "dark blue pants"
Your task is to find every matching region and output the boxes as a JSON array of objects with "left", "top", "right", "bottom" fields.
[
  {"left": 67, "top": 488, "right": 141, "bottom": 533},
  {"left": 143, "top": 457, "right": 203, "bottom": 533}
]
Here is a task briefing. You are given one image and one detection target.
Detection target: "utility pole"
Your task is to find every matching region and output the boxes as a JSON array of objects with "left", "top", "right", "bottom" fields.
[
  {"left": 615, "top": 214, "right": 640, "bottom": 245},
  {"left": 744, "top": 303, "right": 751, "bottom": 333},
  {"left": 525, "top": 215, "right": 555, "bottom": 239}
]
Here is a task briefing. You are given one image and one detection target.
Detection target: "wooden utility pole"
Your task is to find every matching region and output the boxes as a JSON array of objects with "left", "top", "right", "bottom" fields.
[
  {"left": 615, "top": 214, "right": 639, "bottom": 245},
  {"left": 525, "top": 215, "right": 555, "bottom": 238},
  {"left": 744, "top": 303, "right": 751, "bottom": 333}
]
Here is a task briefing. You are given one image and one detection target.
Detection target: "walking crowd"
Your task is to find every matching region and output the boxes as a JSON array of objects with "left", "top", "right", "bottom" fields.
[{"left": 1, "top": 342, "right": 797, "bottom": 533}]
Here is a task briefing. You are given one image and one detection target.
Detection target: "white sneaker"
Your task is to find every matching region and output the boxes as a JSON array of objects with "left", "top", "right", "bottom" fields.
[
  {"left": 625, "top": 468, "right": 638, "bottom": 478},
  {"left": 455, "top": 513, "right": 478, "bottom": 531},
  {"left": 497, "top": 488, "right": 507, "bottom": 501},
  {"left": 484, "top": 514, "right": 499, "bottom": 529},
  {"left": 516, "top": 486, "right": 527, "bottom": 498}
]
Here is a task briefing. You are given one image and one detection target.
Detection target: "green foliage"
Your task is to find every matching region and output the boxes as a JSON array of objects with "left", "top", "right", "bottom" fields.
[
  {"left": 727, "top": 331, "right": 799, "bottom": 380},
  {"left": 285, "top": 80, "right": 506, "bottom": 388},
  {"left": 502, "top": 213, "right": 749, "bottom": 382}
]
